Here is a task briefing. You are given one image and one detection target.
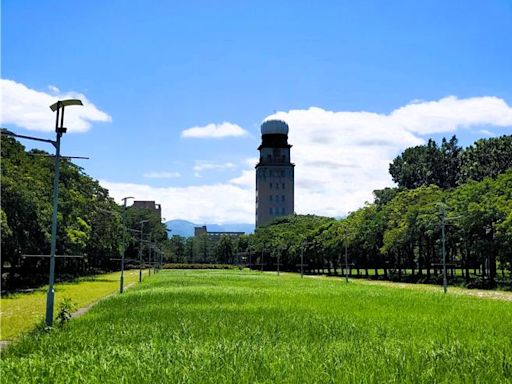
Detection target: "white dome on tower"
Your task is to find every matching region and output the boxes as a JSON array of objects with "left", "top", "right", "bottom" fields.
[{"left": 261, "top": 120, "right": 289, "bottom": 135}]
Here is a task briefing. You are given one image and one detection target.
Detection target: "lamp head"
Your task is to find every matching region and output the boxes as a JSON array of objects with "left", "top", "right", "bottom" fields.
[{"left": 49, "top": 99, "right": 83, "bottom": 112}]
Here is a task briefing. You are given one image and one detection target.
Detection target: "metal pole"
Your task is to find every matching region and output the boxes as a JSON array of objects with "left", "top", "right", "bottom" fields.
[
  {"left": 120, "top": 197, "right": 132, "bottom": 293},
  {"left": 139, "top": 222, "right": 145, "bottom": 283},
  {"left": 441, "top": 208, "right": 448, "bottom": 294},
  {"left": 277, "top": 250, "right": 280, "bottom": 276},
  {"left": 301, "top": 243, "right": 304, "bottom": 278},
  {"left": 261, "top": 248, "right": 264, "bottom": 272},
  {"left": 44, "top": 123, "right": 62, "bottom": 327},
  {"left": 344, "top": 237, "right": 349, "bottom": 283},
  {"left": 149, "top": 235, "right": 152, "bottom": 277}
]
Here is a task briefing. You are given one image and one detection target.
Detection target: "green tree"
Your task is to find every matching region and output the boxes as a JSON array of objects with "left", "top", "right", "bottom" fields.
[
  {"left": 389, "top": 136, "right": 462, "bottom": 189},
  {"left": 459, "top": 135, "right": 512, "bottom": 183}
]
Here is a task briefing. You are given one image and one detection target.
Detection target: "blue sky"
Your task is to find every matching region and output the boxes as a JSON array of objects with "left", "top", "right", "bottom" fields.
[{"left": 2, "top": 1, "right": 512, "bottom": 224}]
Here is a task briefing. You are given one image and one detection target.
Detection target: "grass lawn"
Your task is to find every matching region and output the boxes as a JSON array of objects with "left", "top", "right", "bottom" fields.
[
  {"left": 1, "top": 270, "right": 511, "bottom": 383},
  {"left": 0, "top": 269, "right": 144, "bottom": 341}
]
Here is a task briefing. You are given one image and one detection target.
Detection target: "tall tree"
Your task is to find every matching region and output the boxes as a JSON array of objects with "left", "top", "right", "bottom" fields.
[{"left": 459, "top": 135, "right": 512, "bottom": 183}]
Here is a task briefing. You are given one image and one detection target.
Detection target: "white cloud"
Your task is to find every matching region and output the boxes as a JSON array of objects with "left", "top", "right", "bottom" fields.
[
  {"left": 101, "top": 96, "right": 512, "bottom": 223},
  {"left": 181, "top": 122, "right": 248, "bottom": 138},
  {"left": 192, "top": 161, "right": 236, "bottom": 177},
  {"left": 228, "top": 157, "right": 258, "bottom": 187},
  {"left": 478, "top": 129, "right": 496, "bottom": 137},
  {"left": 391, "top": 96, "right": 512, "bottom": 134},
  {"left": 143, "top": 171, "right": 181, "bottom": 179},
  {"left": 100, "top": 180, "right": 253, "bottom": 224},
  {"left": 0, "top": 79, "right": 111, "bottom": 133},
  {"left": 193, "top": 161, "right": 235, "bottom": 172},
  {"left": 263, "top": 96, "right": 512, "bottom": 217},
  {"left": 48, "top": 85, "right": 60, "bottom": 93}
]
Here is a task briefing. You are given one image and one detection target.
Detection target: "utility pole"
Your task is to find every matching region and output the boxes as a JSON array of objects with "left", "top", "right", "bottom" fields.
[
  {"left": 277, "top": 250, "right": 280, "bottom": 277},
  {"left": 440, "top": 205, "right": 448, "bottom": 294},
  {"left": 45, "top": 99, "right": 83, "bottom": 327},
  {"left": 437, "top": 203, "right": 462, "bottom": 294},
  {"left": 139, "top": 220, "right": 148, "bottom": 283},
  {"left": 120, "top": 197, "right": 134, "bottom": 293},
  {"left": 148, "top": 234, "right": 152, "bottom": 277},
  {"left": 344, "top": 232, "right": 349, "bottom": 283},
  {"left": 301, "top": 243, "right": 304, "bottom": 278}
]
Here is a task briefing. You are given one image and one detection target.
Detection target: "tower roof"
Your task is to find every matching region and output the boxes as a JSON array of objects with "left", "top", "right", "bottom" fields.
[{"left": 261, "top": 120, "right": 289, "bottom": 135}]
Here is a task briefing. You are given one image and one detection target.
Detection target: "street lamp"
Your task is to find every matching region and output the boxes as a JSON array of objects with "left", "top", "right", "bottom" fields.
[
  {"left": 120, "top": 197, "right": 134, "bottom": 293},
  {"left": 2, "top": 98, "right": 83, "bottom": 327},
  {"left": 344, "top": 230, "right": 349, "bottom": 283},
  {"left": 300, "top": 242, "right": 305, "bottom": 278},
  {"left": 139, "top": 220, "right": 149, "bottom": 283},
  {"left": 46, "top": 99, "right": 83, "bottom": 326},
  {"left": 437, "top": 203, "right": 462, "bottom": 294}
]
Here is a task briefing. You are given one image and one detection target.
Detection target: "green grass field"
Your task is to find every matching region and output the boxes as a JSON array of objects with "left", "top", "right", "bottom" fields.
[
  {"left": 1, "top": 270, "right": 511, "bottom": 383},
  {"left": 0, "top": 269, "right": 144, "bottom": 340}
]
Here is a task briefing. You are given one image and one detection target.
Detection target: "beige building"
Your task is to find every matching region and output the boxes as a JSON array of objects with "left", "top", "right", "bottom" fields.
[{"left": 255, "top": 120, "right": 295, "bottom": 227}]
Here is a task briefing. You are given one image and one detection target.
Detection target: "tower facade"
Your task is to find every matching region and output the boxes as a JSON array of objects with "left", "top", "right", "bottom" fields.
[{"left": 255, "top": 120, "right": 294, "bottom": 227}]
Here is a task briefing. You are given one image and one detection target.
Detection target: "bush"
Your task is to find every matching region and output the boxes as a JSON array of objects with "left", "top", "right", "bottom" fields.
[{"left": 56, "top": 297, "right": 76, "bottom": 326}]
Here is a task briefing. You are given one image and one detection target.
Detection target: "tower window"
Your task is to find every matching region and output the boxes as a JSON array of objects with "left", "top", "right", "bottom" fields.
[
  {"left": 269, "top": 195, "right": 273, "bottom": 201},
  {"left": 269, "top": 207, "right": 273, "bottom": 215},
  {"left": 282, "top": 183, "right": 285, "bottom": 189},
  {"left": 281, "top": 207, "right": 285, "bottom": 214},
  {"left": 281, "top": 195, "right": 285, "bottom": 202},
  {"left": 270, "top": 183, "right": 273, "bottom": 189}
]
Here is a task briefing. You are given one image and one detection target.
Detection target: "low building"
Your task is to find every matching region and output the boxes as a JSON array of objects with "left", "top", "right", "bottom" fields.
[
  {"left": 132, "top": 200, "right": 162, "bottom": 220},
  {"left": 193, "top": 226, "right": 244, "bottom": 242}
]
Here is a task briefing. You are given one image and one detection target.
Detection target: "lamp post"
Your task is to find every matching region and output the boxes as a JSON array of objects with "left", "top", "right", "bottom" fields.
[
  {"left": 46, "top": 100, "right": 83, "bottom": 326},
  {"left": 437, "top": 203, "right": 462, "bottom": 294},
  {"left": 139, "top": 220, "right": 149, "bottom": 282},
  {"left": 301, "top": 242, "right": 305, "bottom": 278},
  {"left": 148, "top": 234, "right": 153, "bottom": 276},
  {"left": 3, "top": 99, "right": 83, "bottom": 327},
  {"left": 344, "top": 230, "right": 349, "bottom": 283},
  {"left": 163, "top": 228, "right": 172, "bottom": 269},
  {"left": 277, "top": 249, "right": 280, "bottom": 277},
  {"left": 120, "top": 197, "right": 134, "bottom": 293}
]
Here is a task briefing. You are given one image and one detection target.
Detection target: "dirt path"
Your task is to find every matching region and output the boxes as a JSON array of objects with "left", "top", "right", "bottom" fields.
[{"left": 70, "top": 282, "right": 136, "bottom": 319}]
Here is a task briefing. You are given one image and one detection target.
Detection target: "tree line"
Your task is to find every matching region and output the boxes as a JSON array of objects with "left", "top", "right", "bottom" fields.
[
  {"left": 181, "top": 135, "right": 510, "bottom": 288},
  {"left": 1, "top": 136, "right": 168, "bottom": 290},
  {"left": 2, "top": 134, "right": 511, "bottom": 290}
]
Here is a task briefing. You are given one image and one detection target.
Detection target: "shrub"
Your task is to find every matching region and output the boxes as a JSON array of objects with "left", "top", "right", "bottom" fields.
[{"left": 56, "top": 297, "right": 76, "bottom": 326}]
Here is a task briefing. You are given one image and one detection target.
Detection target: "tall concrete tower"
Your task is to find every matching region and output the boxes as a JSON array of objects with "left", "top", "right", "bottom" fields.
[{"left": 255, "top": 120, "right": 294, "bottom": 227}]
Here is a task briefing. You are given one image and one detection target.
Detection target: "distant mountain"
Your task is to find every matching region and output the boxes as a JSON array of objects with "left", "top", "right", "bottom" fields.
[
  {"left": 165, "top": 220, "right": 254, "bottom": 237},
  {"left": 206, "top": 223, "right": 255, "bottom": 234},
  {"left": 165, "top": 219, "right": 196, "bottom": 237}
]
